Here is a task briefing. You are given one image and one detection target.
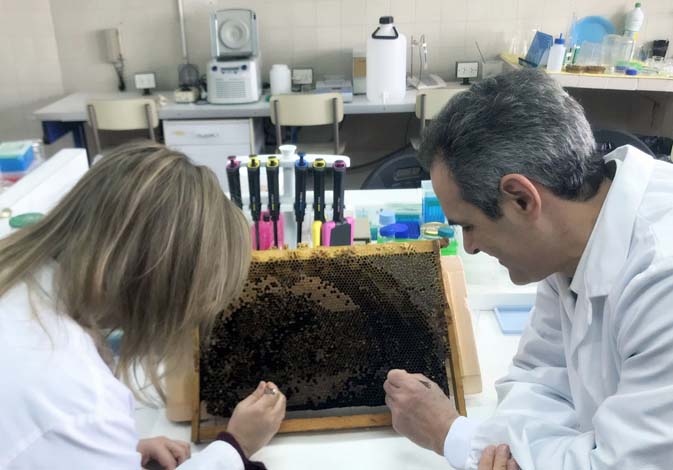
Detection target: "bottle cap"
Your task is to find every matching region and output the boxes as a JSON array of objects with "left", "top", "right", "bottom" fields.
[
  {"left": 554, "top": 33, "right": 565, "bottom": 45},
  {"left": 379, "top": 16, "right": 394, "bottom": 24},
  {"left": 626, "top": 68, "right": 638, "bottom": 75},
  {"left": 379, "top": 210, "right": 396, "bottom": 226}
]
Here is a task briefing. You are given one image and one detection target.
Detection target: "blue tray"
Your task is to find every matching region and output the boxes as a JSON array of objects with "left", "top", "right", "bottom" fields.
[
  {"left": 573, "top": 16, "right": 616, "bottom": 46},
  {"left": 494, "top": 305, "right": 533, "bottom": 335}
]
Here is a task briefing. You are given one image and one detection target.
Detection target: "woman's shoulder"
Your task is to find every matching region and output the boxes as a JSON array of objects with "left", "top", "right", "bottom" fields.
[{"left": 0, "top": 272, "right": 135, "bottom": 435}]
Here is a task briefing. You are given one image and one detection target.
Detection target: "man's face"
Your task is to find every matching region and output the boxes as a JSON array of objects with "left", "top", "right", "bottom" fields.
[{"left": 430, "top": 161, "right": 552, "bottom": 285}]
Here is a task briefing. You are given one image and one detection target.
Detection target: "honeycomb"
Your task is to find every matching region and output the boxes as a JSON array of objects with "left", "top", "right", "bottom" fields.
[{"left": 200, "top": 243, "right": 451, "bottom": 416}]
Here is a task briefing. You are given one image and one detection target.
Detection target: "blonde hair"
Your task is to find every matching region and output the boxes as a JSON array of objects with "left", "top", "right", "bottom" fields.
[{"left": 0, "top": 141, "right": 251, "bottom": 399}]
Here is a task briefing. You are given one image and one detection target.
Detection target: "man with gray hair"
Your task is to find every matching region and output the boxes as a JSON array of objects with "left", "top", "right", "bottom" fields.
[{"left": 384, "top": 68, "right": 673, "bottom": 469}]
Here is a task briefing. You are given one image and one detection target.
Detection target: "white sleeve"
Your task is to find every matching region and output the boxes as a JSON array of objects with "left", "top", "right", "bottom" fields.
[
  {"left": 9, "top": 415, "right": 141, "bottom": 470},
  {"left": 177, "top": 441, "right": 245, "bottom": 470},
  {"left": 465, "top": 260, "right": 673, "bottom": 469}
]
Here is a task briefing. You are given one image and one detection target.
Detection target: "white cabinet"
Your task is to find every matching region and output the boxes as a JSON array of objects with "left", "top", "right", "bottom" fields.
[
  {"left": 0, "top": 149, "right": 89, "bottom": 238},
  {"left": 163, "top": 119, "right": 263, "bottom": 192}
]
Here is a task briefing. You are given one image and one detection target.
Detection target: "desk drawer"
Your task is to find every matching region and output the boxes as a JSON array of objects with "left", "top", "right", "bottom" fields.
[{"left": 164, "top": 119, "right": 251, "bottom": 146}]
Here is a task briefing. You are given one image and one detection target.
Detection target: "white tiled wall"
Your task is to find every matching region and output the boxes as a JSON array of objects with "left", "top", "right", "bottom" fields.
[
  {"left": 44, "top": 0, "right": 673, "bottom": 93},
  {"left": 0, "top": 0, "right": 64, "bottom": 145}
]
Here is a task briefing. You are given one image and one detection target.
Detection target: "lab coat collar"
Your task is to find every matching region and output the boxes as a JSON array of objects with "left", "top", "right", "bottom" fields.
[{"left": 570, "top": 145, "right": 654, "bottom": 300}]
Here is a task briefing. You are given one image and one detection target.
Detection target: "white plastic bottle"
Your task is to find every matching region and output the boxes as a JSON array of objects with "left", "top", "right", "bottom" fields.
[
  {"left": 547, "top": 34, "right": 566, "bottom": 72},
  {"left": 366, "top": 16, "right": 406, "bottom": 104},
  {"left": 270, "top": 64, "right": 291, "bottom": 96},
  {"left": 625, "top": 2, "right": 644, "bottom": 39}
]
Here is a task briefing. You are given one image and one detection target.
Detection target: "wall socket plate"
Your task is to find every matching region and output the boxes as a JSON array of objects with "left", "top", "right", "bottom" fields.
[
  {"left": 291, "top": 68, "right": 313, "bottom": 85},
  {"left": 456, "top": 61, "right": 479, "bottom": 79},
  {"left": 134, "top": 72, "right": 156, "bottom": 90}
]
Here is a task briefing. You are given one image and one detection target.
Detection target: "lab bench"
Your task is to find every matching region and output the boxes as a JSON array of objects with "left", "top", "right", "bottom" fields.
[{"left": 1, "top": 148, "right": 536, "bottom": 469}]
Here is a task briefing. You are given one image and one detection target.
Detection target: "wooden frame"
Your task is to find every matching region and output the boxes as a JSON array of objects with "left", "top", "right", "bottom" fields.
[{"left": 191, "top": 241, "right": 465, "bottom": 443}]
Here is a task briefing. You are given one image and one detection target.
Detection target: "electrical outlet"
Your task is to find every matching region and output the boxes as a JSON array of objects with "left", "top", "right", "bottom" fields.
[
  {"left": 456, "top": 62, "right": 479, "bottom": 80},
  {"left": 134, "top": 72, "right": 156, "bottom": 90}
]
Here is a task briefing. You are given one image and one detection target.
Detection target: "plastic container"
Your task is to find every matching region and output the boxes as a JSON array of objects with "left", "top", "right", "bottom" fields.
[
  {"left": 547, "top": 34, "right": 566, "bottom": 72},
  {"left": 366, "top": 16, "right": 406, "bottom": 104},
  {"left": 625, "top": 3, "right": 644, "bottom": 39},
  {"left": 421, "top": 180, "right": 446, "bottom": 224},
  {"left": 379, "top": 223, "right": 409, "bottom": 242},
  {"left": 270, "top": 64, "right": 292, "bottom": 96},
  {"left": 601, "top": 34, "right": 634, "bottom": 72}
]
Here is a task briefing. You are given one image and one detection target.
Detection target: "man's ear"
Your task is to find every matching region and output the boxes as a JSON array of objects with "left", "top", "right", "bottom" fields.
[{"left": 499, "top": 174, "right": 541, "bottom": 218}]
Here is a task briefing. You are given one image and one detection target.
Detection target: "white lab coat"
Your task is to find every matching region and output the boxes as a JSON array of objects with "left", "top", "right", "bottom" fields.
[
  {"left": 0, "top": 264, "right": 245, "bottom": 470},
  {"left": 446, "top": 146, "right": 673, "bottom": 469}
]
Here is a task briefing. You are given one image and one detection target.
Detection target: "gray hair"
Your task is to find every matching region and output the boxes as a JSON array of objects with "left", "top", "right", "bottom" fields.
[{"left": 418, "top": 68, "right": 603, "bottom": 219}]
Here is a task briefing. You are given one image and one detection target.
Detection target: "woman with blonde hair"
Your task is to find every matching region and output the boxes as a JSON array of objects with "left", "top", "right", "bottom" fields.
[{"left": 0, "top": 142, "right": 285, "bottom": 469}]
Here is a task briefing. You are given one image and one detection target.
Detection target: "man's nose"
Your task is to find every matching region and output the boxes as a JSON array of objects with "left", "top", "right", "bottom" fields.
[{"left": 462, "top": 232, "right": 480, "bottom": 255}]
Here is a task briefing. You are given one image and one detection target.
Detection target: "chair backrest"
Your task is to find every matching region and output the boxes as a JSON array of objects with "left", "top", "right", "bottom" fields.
[
  {"left": 87, "top": 98, "right": 159, "bottom": 131},
  {"left": 361, "top": 145, "right": 429, "bottom": 190},
  {"left": 592, "top": 128, "right": 654, "bottom": 157},
  {"left": 415, "top": 88, "right": 457, "bottom": 121},
  {"left": 270, "top": 93, "right": 344, "bottom": 126}
]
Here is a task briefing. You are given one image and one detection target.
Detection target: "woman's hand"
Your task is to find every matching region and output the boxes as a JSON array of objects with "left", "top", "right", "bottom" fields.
[
  {"left": 478, "top": 444, "right": 519, "bottom": 470},
  {"left": 137, "top": 436, "right": 191, "bottom": 470},
  {"left": 226, "top": 381, "right": 286, "bottom": 458}
]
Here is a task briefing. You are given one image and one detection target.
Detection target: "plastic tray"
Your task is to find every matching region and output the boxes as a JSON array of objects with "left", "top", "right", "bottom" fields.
[{"left": 493, "top": 305, "right": 533, "bottom": 335}]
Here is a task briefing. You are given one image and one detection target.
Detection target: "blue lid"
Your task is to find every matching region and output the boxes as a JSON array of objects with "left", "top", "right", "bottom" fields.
[
  {"left": 379, "top": 210, "right": 396, "bottom": 226},
  {"left": 626, "top": 68, "right": 638, "bottom": 75},
  {"left": 554, "top": 33, "right": 565, "bottom": 45},
  {"left": 380, "top": 223, "right": 409, "bottom": 238},
  {"left": 438, "top": 226, "right": 455, "bottom": 238}
]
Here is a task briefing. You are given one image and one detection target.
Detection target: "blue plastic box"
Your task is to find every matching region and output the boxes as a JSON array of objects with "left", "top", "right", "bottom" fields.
[
  {"left": 0, "top": 141, "right": 34, "bottom": 172},
  {"left": 493, "top": 305, "right": 533, "bottom": 335}
]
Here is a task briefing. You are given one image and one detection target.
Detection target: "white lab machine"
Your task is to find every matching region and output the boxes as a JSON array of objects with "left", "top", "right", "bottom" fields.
[
  {"left": 207, "top": 9, "right": 262, "bottom": 104},
  {"left": 206, "top": 57, "right": 262, "bottom": 104}
]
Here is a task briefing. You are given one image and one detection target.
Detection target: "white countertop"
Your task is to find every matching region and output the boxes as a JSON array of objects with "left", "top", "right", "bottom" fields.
[{"left": 33, "top": 87, "right": 468, "bottom": 122}]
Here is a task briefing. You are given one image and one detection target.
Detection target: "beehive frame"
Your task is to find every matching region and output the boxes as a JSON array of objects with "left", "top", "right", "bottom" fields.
[{"left": 191, "top": 241, "right": 465, "bottom": 442}]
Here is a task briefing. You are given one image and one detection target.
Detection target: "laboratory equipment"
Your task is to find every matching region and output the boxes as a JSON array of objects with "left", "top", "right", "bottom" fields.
[
  {"left": 456, "top": 61, "right": 479, "bottom": 85},
  {"left": 175, "top": 0, "right": 200, "bottom": 103},
  {"left": 322, "top": 160, "right": 354, "bottom": 246},
  {"left": 408, "top": 34, "right": 447, "bottom": 90},
  {"left": 366, "top": 16, "right": 406, "bottom": 103},
  {"left": 206, "top": 57, "right": 262, "bottom": 104},
  {"left": 270, "top": 64, "right": 292, "bottom": 95},
  {"left": 311, "top": 158, "right": 326, "bottom": 246},
  {"left": 207, "top": 9, "right": 262, "bottom": 104},
  {"left": 210, "top": 9, "right": 259, "bottom": 59},
  {"left": 225, "top": 156, "right": 242, "bottom": 209},
  {"left": 547, "top": 34, "right": 566, "bottom": 72},
  {"left": 102, "top": 28, "right": 125, "bottom": 91},
  {"left": 624, "top": 3, "right": 644, "bottom": 39},
  {"left": 247, "top": 156, "right": 261, "bottom": 249},
  {"left": 293, "top": 153, "right": 308, "bottom": 244},
  {"left": 266, "top": 156, "right": 280, "bottom": 247},
  {"left": 352, "top": 49, "right": 366, "bottom": 95}
]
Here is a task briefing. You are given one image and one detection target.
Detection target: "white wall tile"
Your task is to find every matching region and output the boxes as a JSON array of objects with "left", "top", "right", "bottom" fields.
[
  {"left": 414, "top": 0, "right": 441, "bottom": 23},
  {"left": 317, "top": 0, "right": 342, "bottom": 26},
  {"left": 390, "top": 0, "right": 415, "bottom": 23},
  {"left": 292, "top": 0, "right": 318, "bottom": 26},
  {"left": 341, "top": 0, "right": 367, "bottom": 25},
  {"left": 441, "top": 0, "right": 469, "bottom": 22},
  {"left": 365, "top": 0, "right": 392, "bottom": 27}
]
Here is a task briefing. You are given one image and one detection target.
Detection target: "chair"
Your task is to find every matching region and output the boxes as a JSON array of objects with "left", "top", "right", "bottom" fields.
[
  {"left": 592, "top": 128, "right": 654, "bottom": 157},
  {"left": 86, "top": 98, "right": 159, "bottom": 164},
  {"left": 360, "top": 145, "right": 429, "bottom": 189},
  {"left": 412, "top": 88, "right": 459, "bottom": 149},
  {"left": 270, "top": 93, "right": 345, "bottom": 155}
]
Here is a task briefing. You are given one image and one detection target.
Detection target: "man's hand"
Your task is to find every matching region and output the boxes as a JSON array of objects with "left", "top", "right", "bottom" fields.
[
  {"left": 478, "top": 445, "right": 519, "bottom": 470},
  {"left": 227, "top": 381, "right": 286, "bottom": 458},
  {"left": 383, "top": 369, "right": 460, "bottom": 455},
  {"left": 137, "top": 436, "right": 190, "bottom": 470}
]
